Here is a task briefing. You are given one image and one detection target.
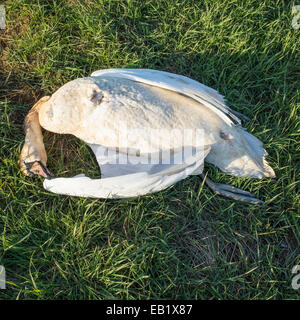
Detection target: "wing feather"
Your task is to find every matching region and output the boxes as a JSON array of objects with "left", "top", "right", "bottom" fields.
[
  {"left": 91, "top": 68, "right": 241, "bottom": 125},
  {"left": 43, "top": 145, "right": 210, "bottom": 198}
]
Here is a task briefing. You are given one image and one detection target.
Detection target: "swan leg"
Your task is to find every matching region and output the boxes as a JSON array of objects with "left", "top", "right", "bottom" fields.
[
  {"left": 200, "top": 173, "right": 263, "bottom": 204},
  {"left": 19, "top": 96, "right": 52, "bottom": 178}
]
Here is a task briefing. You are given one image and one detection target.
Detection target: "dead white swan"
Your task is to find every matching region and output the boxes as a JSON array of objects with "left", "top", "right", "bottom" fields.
[{"left": 19, "top": 69, "right": 275, "bottom": 203}]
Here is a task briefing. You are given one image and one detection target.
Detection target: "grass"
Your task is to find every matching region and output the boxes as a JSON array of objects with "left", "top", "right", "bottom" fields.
[{"left": 0, "top": 0, "right": 299, "bottom": 299}]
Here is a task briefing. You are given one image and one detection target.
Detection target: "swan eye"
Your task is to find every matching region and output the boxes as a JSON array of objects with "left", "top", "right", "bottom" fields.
[{"left": 90, "top": 89, "right": 103, "bottom": 105}]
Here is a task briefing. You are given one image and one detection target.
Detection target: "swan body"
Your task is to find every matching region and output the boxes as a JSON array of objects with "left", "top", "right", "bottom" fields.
[{"left": 19, "top": 69, "right": 275, "bottom": 202}]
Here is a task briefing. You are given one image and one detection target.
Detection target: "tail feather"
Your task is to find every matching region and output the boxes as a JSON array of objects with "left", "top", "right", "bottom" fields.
[
  {"left": 237, "top": 127, "right": 275, "bottom": 178},
  {"left": 206, "top": 126, "right": 275, "bottom": 179}
]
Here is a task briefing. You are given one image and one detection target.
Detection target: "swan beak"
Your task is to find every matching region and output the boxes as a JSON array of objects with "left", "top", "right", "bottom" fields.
[{"left": 24, "top": 160, "right": 52, "bottom": 179}]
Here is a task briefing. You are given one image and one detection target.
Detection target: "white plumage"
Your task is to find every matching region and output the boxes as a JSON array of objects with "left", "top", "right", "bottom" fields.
[{"left": 20, "top": 69, "right": 275, "bottom": 203}]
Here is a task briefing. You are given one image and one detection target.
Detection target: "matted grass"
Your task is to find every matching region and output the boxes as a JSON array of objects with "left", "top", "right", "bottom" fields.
[{"left": 0, "top": 0, "right": 299, "bottom": 299}]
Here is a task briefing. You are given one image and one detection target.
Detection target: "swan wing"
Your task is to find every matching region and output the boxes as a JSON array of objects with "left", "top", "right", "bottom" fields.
[
  {"left": 43, "top": 145, "right": 210, "bottom": 198},
  {"left": 91, "top": 68, "right": 241, "bottom": 125}
]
